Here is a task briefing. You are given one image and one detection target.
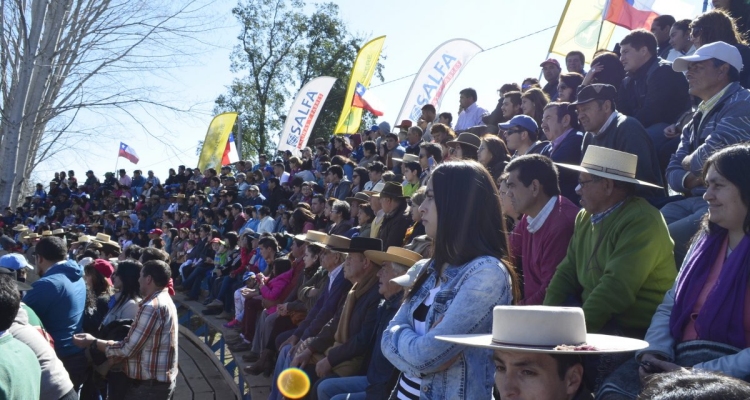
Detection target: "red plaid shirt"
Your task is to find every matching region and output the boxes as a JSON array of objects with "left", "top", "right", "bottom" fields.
[{"left": 106, "top": 288, "right": 178, "bottom": 383}]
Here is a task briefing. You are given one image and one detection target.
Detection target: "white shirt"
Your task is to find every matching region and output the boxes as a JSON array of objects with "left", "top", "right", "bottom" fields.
[
  {"left": 258, "top": 216, "right": 275, "bottom": 234},
  {"left": 327, "top": 264, "right": 343, "bottom": 291}
]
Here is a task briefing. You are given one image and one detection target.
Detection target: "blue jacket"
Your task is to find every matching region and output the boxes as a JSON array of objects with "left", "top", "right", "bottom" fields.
[
  {"left": 382, "top": 257, "right": 514, "bottom": 400},
  {"left": 542, "top": 130, "right": 584, "bottom": 205},
  {"left": 366, "top": 292, "right": 403, "bottom": 400},
  {"left": 23, "top": 259, "right": 86, "bottom": 358},
  {"left": 293, "top": 267, "right": 352, "bottom": 341}
]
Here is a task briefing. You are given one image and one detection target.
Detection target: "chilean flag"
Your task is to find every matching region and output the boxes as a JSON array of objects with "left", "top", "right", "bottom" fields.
[
  {"left": 352, "top": 82, "right": 384, "bottom": 116},
  {"left": 221, "top": 133, "right": 240, "bottom": 166},
  {"left": 118, "top": 142, "right": 139, "bottom": 164},
  {"left": 604, "top": 0, "right": 659, "bottom": 30}
]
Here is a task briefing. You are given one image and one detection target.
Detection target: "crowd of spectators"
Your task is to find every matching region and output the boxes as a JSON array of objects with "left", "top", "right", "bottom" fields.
[{"left": 5, "top": 5, "right": 750, "bottom": 400}]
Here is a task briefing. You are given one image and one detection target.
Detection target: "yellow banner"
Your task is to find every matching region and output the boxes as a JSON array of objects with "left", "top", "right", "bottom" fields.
[
  {"left": 198, "top": 112, "right": 238, "bottom": 171},
  {"left": 334, "top": 36, "right": 386, "bottom": 134},
  {"left": 549, "top": 0, "right": 616, "bottom": 63}
]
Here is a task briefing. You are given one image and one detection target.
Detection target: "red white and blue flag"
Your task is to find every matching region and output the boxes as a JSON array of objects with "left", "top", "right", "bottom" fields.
[
  {"left": 222, "top": 133, "right": 240, "bottom": 166},
  {"left": 352, "top": 82, "right": 384, "bottom": 116},
  {"left": 118, "top": 142, "right": 139, "bottom": 164},
  {"left": 604, "top": 0, "right": 660, "bottom": 30}
]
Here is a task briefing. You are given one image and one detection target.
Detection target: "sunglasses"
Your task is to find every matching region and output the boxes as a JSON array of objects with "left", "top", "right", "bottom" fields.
[
  {"left": 690, "top": 26, "right": 703, "bottom": 38},
  {"left": 506, "top": 129, "right": 523, "bottom": 136}
]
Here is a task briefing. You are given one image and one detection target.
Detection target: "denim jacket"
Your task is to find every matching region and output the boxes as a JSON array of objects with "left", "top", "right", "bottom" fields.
[{"left": 381, "top": 256, "right": 513, "bottom": 399}]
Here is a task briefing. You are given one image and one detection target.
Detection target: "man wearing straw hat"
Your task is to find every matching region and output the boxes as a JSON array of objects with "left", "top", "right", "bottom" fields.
[
  {"left": 316, "top": 246, "right": 423, "bottom": 400},
  {"left": 544, "top": 146, "right": 676, "bottom": 340},
  {"left": 436, "top": 306, "right": 648, "bottom": 400}
]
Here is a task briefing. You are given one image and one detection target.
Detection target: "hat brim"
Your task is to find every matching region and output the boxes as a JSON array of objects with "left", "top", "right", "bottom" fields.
[
  {"left": 555, "top": 162, "right": 663, "bottom": 189},
  {"left": 390, "top": 274, "right": 415, "bottom": 287},
  {"left": 435, "top": 333, "right": 648, "bottom": 354},
  {"left": 568, "top": 97, "right": 598, "bottom": 106},
  {"left": 345, "top": 196, "right": 368, "bottom": 203},
  {"left": 445, "top": 140, "right": 479, "bottom": 149},
  {"left": 673, "top": 54, "right": 712, "bottom": 73},
  {"left": 364, "top": 250, "right": 421, "bottom": 268},
  {"left": 293, "top": 233, "right": 325, "bottom": 245}
]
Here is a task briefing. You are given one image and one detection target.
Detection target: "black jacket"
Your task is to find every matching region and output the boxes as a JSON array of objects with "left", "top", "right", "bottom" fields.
[
  {"left": 378, "top": 201, "right": 412, "bottom": 249},
  {"left": 617, "top": 56, "right": 690, "bottom": 128}
]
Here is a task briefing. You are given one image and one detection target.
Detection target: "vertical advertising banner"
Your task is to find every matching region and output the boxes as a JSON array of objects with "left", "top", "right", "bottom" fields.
[
  {"left": 334, "top": 36, "right": 386, "bottom": 134},
  {"left": 197, "top": 112, "right": 238, "bottom": 171},
  {"left": 394, "top": 39, "right": 483, "bottom": 125},
  {"left": 277, "top": 76, "right": 337, "bottom": 154}
]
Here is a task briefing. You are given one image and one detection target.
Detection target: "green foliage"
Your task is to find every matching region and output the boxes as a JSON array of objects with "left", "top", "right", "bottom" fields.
[{"left": 214, "top": 0, "right": 384, "bottom": 162}]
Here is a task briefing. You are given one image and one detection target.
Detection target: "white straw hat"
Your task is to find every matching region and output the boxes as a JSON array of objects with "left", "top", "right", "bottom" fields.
[{"left": 556, "top": 146, "right": 662, "bottom": 188}]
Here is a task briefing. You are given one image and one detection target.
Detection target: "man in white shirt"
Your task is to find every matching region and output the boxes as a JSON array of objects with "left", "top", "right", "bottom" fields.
[
  {"left": 257, "top": 206, "right": 275, "bottom": 234},
  {"left": 454, "top": 88, "right": 488, "bottom": 131},
  {"left": 273, "top": 163, "right": 290, "bottom": 186}
]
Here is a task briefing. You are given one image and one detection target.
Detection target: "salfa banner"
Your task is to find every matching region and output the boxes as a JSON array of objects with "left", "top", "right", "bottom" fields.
[
  {"left": 394, "top": 39, "right": 483, "bottom": 126},
  {"left": 277, "top": 76, "right": 337, "bottom": 154},
  {"left": 197, "top": 112, "right": 238, "bottom": 171},
  {"left": 334, "top": 36, "right": 386, "bottom": 134}
]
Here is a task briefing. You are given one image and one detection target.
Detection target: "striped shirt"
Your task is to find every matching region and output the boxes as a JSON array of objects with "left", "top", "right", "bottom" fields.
[{"left": 106, "top": 288, "right": 178, "bottom": 384}]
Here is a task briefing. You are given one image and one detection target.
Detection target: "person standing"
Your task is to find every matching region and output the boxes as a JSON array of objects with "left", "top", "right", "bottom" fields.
[
  {"left": 73, "top": 260, "right": 178, "bottom": 400},
  {"left": 454, "top": 88, "right": 488, "bottom": 131}
]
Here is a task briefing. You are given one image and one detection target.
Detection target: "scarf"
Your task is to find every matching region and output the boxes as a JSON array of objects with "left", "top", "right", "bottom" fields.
[
  {"left": 670, "top": 229, "right": 750, "bottom": 349},
  {"left": 334, "top": 268, "right": 379, "bottom": 345}
]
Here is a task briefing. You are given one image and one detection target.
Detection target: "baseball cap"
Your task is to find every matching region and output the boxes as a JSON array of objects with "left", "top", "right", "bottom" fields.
[
  {"left": 242, "top": 271, "right": 256, "bottom": 283},
  {"left": 673, "top": 41, "right": 743, "bottom": 73},
  {"left": 540, "top": 58, "right": 561, "bottom": 68},
  {"left": 148, "top": 228, "right": 163, "bottom": 235},
  {"left": 368, "top": 124, "right": 380, "bottom": 132},
  {"left": 498, "top": 115, "right": 539, "bottom": 133},
  {"left": 395, "top": 120, "right": 413, "bottom": 129},
  {"left": 91, "top": 259, "right": 114, "bottom": 286},
  {"left": 0, "top": 253, "right": 33, "bottom": 271},
  {"left": 0, "top": 267, "right": 32, "bottom": 291}
]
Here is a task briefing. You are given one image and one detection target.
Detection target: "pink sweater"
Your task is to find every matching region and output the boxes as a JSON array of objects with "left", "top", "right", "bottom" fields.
[
  {"left": 511, "top": 196, "right": 579, "bottom": 305},
  {"left": 260, "top": 268, "right": 294, "bottom": 314}
]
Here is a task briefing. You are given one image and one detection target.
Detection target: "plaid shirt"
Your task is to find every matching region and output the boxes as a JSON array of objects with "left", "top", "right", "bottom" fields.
[{"left": 106, "top": 288, "right": 178, "bottom": 383}]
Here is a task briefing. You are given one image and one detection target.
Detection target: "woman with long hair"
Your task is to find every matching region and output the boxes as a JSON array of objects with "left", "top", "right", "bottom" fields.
[
  {"left": 83, "top": 259, "right": 115, "bottom": 336},
  {"left": 289, "top": 207, "right": 315, "bottom": 234},
  {"left": 557, "top": 72, "right": 585, "bottom": 102},
  {"left": 521, "top": 88, "right": 549, "bottom": 133},
  {"left": 350, "top": 167, "right": 369, "bottom": 195},
  {"left": 382, "top": 160, "right": 520, "bottom": 399},
  {"left": 478, "top": 134, "right": 512, "bottom": 182},
  {"left": 600, "top": 144, "right": 750, "bottom": 398}
]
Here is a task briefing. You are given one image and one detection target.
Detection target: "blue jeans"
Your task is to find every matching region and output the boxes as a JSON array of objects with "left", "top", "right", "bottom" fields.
[
  {"left": 269, "top": 344, "right": 293, "bottom": 400},
  {"left": 316, "top": 376, "right": 368, "bottom": 400},
  {"left": 183, "top": 265, "right": 210, "bottom": 299},
  {"left": 661, "top": 196, "right": 708, "bottom": 268}
]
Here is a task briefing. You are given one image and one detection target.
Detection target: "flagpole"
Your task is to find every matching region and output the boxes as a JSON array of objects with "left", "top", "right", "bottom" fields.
[{"left": 114, "top": 144, "right": 120, "bottom": 176}]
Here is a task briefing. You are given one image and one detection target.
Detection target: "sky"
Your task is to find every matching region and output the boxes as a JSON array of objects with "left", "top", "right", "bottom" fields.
[{"left": 34, "top": 0, "right": 708, "bottom": 183}]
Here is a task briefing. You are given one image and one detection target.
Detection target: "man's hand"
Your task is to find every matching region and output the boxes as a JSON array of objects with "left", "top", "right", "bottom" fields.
[
  {"left": 315, "top": 357, "right": 333, "bottom": 378},
  {"left": 638, "top": 354, "right": 686, "bottom": 385},
  {"left": 290, "top": 348, "right": 313, "bottom": 369},
  {"left": 280, "top": 335, "right": 299, "bottom": 350},
  {"left": 684, "top": 173, "right": 703, "bottom": 190},
  {"left": 664, "top": 124, "right": 680, "bottom": 139},
  {"left": 73, "top": 333, "right": 96, "bottom": 348},
  {"left": 681, "top": 153, "right": 695, "bottom": 171}
]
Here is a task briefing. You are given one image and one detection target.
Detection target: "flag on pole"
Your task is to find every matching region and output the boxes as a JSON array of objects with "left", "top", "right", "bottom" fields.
[
  {"left": 118, "top": 142, "right": 139, "bottom": 164},
  {"left": 549, "top": 0, "right": 617, "bottom": 62},
  {"left": 604, "top": 0, "right": 659, "bottom": 30},
  {"left": 334, "top": 36, "right": 386, "bottom": 134},
  {"left": 222, "top": 133, "right": 240, "bottom": 166},
  {"left": 352, "top": 83, "right": 384, "bottom": 116},
  {"left": 198, "top": 112, "right": 239, "bottom": 171}
]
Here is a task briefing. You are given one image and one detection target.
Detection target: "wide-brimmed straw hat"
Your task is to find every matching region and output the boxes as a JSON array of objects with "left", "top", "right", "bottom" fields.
[
  {"left": 75, "top": 235, "right": 91, "bottom": 244},
  {"left": 293, "top": 230, "right": 329, "bottom": 246},
  {"left": 436, "top": 306, "right": 648, "bottom": 354},
  {"left": 345, "top": 192, "right": 371, "bottom": 204},
  {"left": 323, "top": 235, "right": 351, "bottom": 251},
  {"left": 363, "top": 182, "right": 385, "bottom": 196},
  {"left": 556, "top": 146, "right": 661, "bottom": 188},
  {"left": 392, "top": 154, "right": 419, "bottom": 164},
  {"left": 446, "top": 132, "right": 481, "bottom": 149},
  {"left": 41, "top": 230, "right": 52, "bottom": 237},
  {"left": 11, "top": 224, "right": 28, "bottom": 232},
  {"left": 364, "top": 246, "right": 422, "bottom": 269}
]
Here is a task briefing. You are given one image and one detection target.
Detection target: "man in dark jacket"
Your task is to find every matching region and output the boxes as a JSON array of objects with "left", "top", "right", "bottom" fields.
[
  {"left": 616, "top": 29, "right": 690, "bottom": 171},
  {"left": 575, "top": 84, "right": 666, "bottom": 200},
  {"left": 376, "top": 183, "right": 413, "bottom": 249},
  {"left": 541, "top": 102, "right": 584, "bottom": 204}
]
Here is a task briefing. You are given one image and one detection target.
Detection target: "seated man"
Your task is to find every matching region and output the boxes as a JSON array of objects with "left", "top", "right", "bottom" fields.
[
  {"left": 436, "top": 306, "right": 648, "bottom": 400},
  {"left": 315, "top": 247, "right": 423, "bottom": 400},
  {"left": 541, "top": 102, "right": 585, "bottom": 204},
  {"left": 662, "top": 41, "right": 750, "bottom": 267},
  {"left": 505, "top": 155, "right": 579, "bottom": 305},
  {"left": 575, "top": 84, "right": 666, "bottom": 200},
  {"left": 499, "top": 115, "right": 548, "bottom": 158},
  {"left": 291, "top": 237, "right": 384, "bottom": 391},
  {"left": 544, "top": 145, "right": 676, "bottom": 339}
]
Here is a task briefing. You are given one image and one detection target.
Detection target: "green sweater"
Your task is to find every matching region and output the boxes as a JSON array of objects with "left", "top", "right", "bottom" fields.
[
  {"left": 0, "top": 333, "right": 41, "bottom": 399},
  {"left": 544, "top": 197, "right": 676, "bottom": 333}
]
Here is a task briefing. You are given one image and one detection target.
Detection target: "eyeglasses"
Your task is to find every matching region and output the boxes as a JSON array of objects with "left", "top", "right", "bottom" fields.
[
  {"left": 578, "top": 177, "right": 601, "bottom": 188},
  {"left": 690, "top": 26, "right": 703, "bottom": 38}
]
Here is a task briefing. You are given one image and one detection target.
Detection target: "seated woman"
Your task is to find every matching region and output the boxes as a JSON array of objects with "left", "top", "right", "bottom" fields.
[
  {"left": 600, "top": 144, "right": 750, "bottom": 399},
  {"left": 381, "top": 160, "right": 520, "bottom": 399},
  {"left": 477, "top": 134, "right": 511, "bottom": 183}
]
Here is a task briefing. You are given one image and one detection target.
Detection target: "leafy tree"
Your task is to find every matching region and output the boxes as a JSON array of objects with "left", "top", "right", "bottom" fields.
[{"left": 214, "top": 0, "right": 384, "bottom": 161}]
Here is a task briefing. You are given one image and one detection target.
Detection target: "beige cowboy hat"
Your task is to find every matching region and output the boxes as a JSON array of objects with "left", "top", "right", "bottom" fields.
[
  {"left": 293, "top": 230, "right": 329, "bottom": 246},
  {"left": 23, "top": 233, "right": 40, "bottom": 240},
  {"left": 556, "top": 146, "right": 662, "bottom": 188},
  {"left": 364, "top": 246, "right": 422, "bottom": 269},
  {"left": 11, "top": 224, "right": 28, "bottom": 232},
  {"left": 436, "top": 306, "right": 648, "bottom": 354},
  {"left": 75, "top": 235, "right": 91, "bottom": 244},
  {"left": 323, "top": 235, "right": 350, "bottom": 251},
  {"left": 392, "top": 154, "right": 419, "bottom": 164},
  {"left": 92, "top": 233, "right": 111, "bottom": 243},
  {"left": 41, "top": 230, "right": 53, "bottom": 237}
]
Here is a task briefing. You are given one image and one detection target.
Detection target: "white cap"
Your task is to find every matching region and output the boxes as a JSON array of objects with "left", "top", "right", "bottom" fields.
[{"left": 673, "top": 41, "right": 743, "bottom": 73}]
